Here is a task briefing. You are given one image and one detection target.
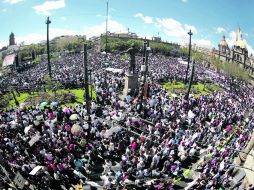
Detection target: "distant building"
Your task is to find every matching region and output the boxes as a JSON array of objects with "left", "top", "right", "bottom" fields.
[
  {"left": 212, "top": 26, "right": 254, "bottom": 77},
  {"left": 0, "top": 32, "right": 20, "bottom": 68},
  {"left": 152, "top": 36, "right": 162, "bottom": 42},
  {"left": 90, "top": 30, "right": 176, "bottom": 53}
]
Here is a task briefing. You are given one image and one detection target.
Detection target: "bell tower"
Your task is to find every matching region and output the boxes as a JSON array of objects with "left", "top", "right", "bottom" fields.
[{"left": 9, "top": 32, "right": 15, "bottom": 46}]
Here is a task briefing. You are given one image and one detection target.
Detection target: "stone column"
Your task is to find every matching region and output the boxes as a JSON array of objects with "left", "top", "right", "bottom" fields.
[{"left": 123, "top": 73, "right": 138, "bottom": 96}]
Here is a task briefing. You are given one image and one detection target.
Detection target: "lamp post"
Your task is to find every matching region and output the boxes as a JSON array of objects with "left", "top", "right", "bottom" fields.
[
  {"left": 88, "top": 68, "right": 93, "bottom": 100},
  {"left": 105, "top": 1, "right": 109, "bottom": 60},
  {"left": 83, "top": 44, "right": 91, "bottom": 118},
  {"left": 184, "top": 29, "right": 193, "bottom": 84},
  {"left": 185, "top": 59, "right": 195, "bottom": 101},
  {"left": 46, "top": 16, "right": 52, "bottom": 78}
]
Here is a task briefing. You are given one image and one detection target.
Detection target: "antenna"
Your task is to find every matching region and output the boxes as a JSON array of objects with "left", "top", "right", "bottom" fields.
[{"left": 105, "top": 1, "right": 109, "bottom": 60}]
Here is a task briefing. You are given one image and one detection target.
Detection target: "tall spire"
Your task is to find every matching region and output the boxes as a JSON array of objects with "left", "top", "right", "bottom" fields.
[{"left": 236, "top": 25, "right": 241, "bottom": 42}]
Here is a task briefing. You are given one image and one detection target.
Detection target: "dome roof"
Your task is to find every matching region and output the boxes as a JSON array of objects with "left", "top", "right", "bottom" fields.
[
  {"left": 219, "top": 40, "right": 228, "bottom": 47},
  {"left": 236, "top": 39, "right": 247, "bottom": 49},
  {"left": 219, "top": 36, "right": 228, "bottom": 47}
]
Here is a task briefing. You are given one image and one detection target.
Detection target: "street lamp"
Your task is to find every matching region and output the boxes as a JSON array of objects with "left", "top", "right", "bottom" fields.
[
  {"left": 184, "top": 29, "right": 193, "bottom": 84},
  {"left": 185, "top": 59, "right": 195, "bottom": 101},
  {"left": 83, "top": 44, "right": 91, "bottom": 120},
  {"left": 46, "top": 16, "right": 52, "bottom": 78}
]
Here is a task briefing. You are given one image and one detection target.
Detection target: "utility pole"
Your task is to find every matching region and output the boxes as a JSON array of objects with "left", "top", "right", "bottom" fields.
[
  {"left": 46, "top": 16, "right": 52, "bottom": 78},
  {"left": 184, "top": 29, "right": 193, "bottom": 84},
  {"left": 105, "top": 1, "right": 109, "bottom": 60},
  {"left": 83, "top": 44, "right": 91, "bottom": 117},
  {"left": 144, "top": 41, "right": 149, "bottom": 86},
  {"left": 185, "top": 60, "right": 195, "bottom": 101}
]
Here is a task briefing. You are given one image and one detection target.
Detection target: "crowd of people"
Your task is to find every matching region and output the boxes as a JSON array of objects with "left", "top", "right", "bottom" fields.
[{"left": 0, "top": 52, "right": 254, "bottom": 190}]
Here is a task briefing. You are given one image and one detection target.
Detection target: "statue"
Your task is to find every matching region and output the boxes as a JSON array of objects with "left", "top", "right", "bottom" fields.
[{"left": 122, "top": 43, "right": 138, "bottom": 74}]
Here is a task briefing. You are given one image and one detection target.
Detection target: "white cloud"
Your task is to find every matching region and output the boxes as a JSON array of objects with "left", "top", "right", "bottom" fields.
[
  {"left": 33, "top": 0, "right": 65, "bottom": 15},
  {"left": 134, "top": 13, "right": 154, "bottom": 24},
  {"left": 193, "top": 39, "right": 213, "bottom": 49},
  {"left": 155, "top": 17, "right": 197, "bottom": 43},
  {"left": 96, "top": 14, "right": 103, "bottom": 17},
  {"left": 13, "top": 28, "right": 80, "bottom": 46},
  {"left": 0, "top": 41, "right": 8, "bottom": 49},
  {"left": 4, "top": 0, "right": 24, "bottom": 4},
  {"left": 15, "top": 33, "right": 45, "bottom": 45},
  {"left": 184, "top": 24, "right": 197, "bottom": 33},
  {"left": 60, "top": 16, "right": 66, "bottom": 21},
  {"left": 135, "top": 13, "right": 212, "bottom": 48},
  {"left": 181, "top": 0, "right": 188, "bottom": 2},
  {"left": 84, "top": 19, "right": 126, "bottom": 38},
  {"left": 216, "top": 27, "right": 226, "bottom": 34}
]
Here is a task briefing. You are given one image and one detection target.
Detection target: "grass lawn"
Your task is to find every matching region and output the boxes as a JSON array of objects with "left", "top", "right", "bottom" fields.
[
  {"left": 10, "top": 93, "right": 30, "bottom": 107},
  {"left": 162, "top": 81, "right": 224, "bottom": 97},
  {"left": 8, "top": 87, "right": 96, "bottom": 108}
]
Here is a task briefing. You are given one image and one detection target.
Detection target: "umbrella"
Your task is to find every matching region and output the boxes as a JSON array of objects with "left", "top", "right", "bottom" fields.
[
  {"left": 50, "top": 102, "right": 58, "bottom": 106},
  {"left": 63, "top": 107, "right": 70, "bottom": 113},
  {"left": 70, "top": 114, "right": 79, "bottom": 121},
  {"left": 40, "top": 102, "right": 48, "bottom": 107},
  {"left": 74, "top": 159, "right": 83, "bottom": 168},
  {"left": 71, "top": 124, "right": 83, "bottom": 135}
]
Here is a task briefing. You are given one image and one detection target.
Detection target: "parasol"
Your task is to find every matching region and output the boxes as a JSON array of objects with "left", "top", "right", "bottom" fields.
[
  {"left": 71, "top": 124, "right": 83, "bottom": 135},
  {"left": 70, "top": 114, "right": 79, "bottom": 121},
  {"left": 40, "top": 102, "right": 48, "bottom": 107}
]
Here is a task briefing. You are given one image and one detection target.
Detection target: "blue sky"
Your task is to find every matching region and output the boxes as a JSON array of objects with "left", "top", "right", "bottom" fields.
[{"left": 0, "top": 0, "right": 254, "bottom": 54}]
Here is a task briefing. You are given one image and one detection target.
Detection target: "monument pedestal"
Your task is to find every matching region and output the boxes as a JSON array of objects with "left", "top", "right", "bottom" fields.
[{"left": 123, "top": 73, "right": 138, "bottom": 96}]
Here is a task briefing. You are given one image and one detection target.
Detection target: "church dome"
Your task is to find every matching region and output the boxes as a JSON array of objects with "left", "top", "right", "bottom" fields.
[
  {"left": 236, "top": 39, "right": 247, "bottom": 50},
  {"left": 219, "top": 35, "right": 228, "bottom": 47}
]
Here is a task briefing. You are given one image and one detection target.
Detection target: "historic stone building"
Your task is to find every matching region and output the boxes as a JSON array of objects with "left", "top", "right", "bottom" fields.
[
  {"left": 0, "top": 32, "right": 19, "bottom": 68},
  {"left": 212, "top": 26, "right": 254, "bottom": 77}
]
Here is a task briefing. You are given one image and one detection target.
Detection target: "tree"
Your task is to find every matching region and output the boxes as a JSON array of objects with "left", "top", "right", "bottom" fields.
[{"left": 222, "top": 61, "right": 250, "bottom": 81}]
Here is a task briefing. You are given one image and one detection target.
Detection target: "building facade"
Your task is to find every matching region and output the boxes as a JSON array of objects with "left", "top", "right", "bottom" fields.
[{"left": 212, "top": 26, "right": 254, "bottom": 77}]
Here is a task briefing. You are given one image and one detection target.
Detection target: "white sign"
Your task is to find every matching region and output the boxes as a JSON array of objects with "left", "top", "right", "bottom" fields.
[{"left": 28, "top": 133, "right": 41, "bottom": 147}]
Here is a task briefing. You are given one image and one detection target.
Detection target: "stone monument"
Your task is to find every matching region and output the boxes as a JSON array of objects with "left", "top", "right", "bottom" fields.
[{"left": 122, "top": 44, "right": 139, "bottom": 96}]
